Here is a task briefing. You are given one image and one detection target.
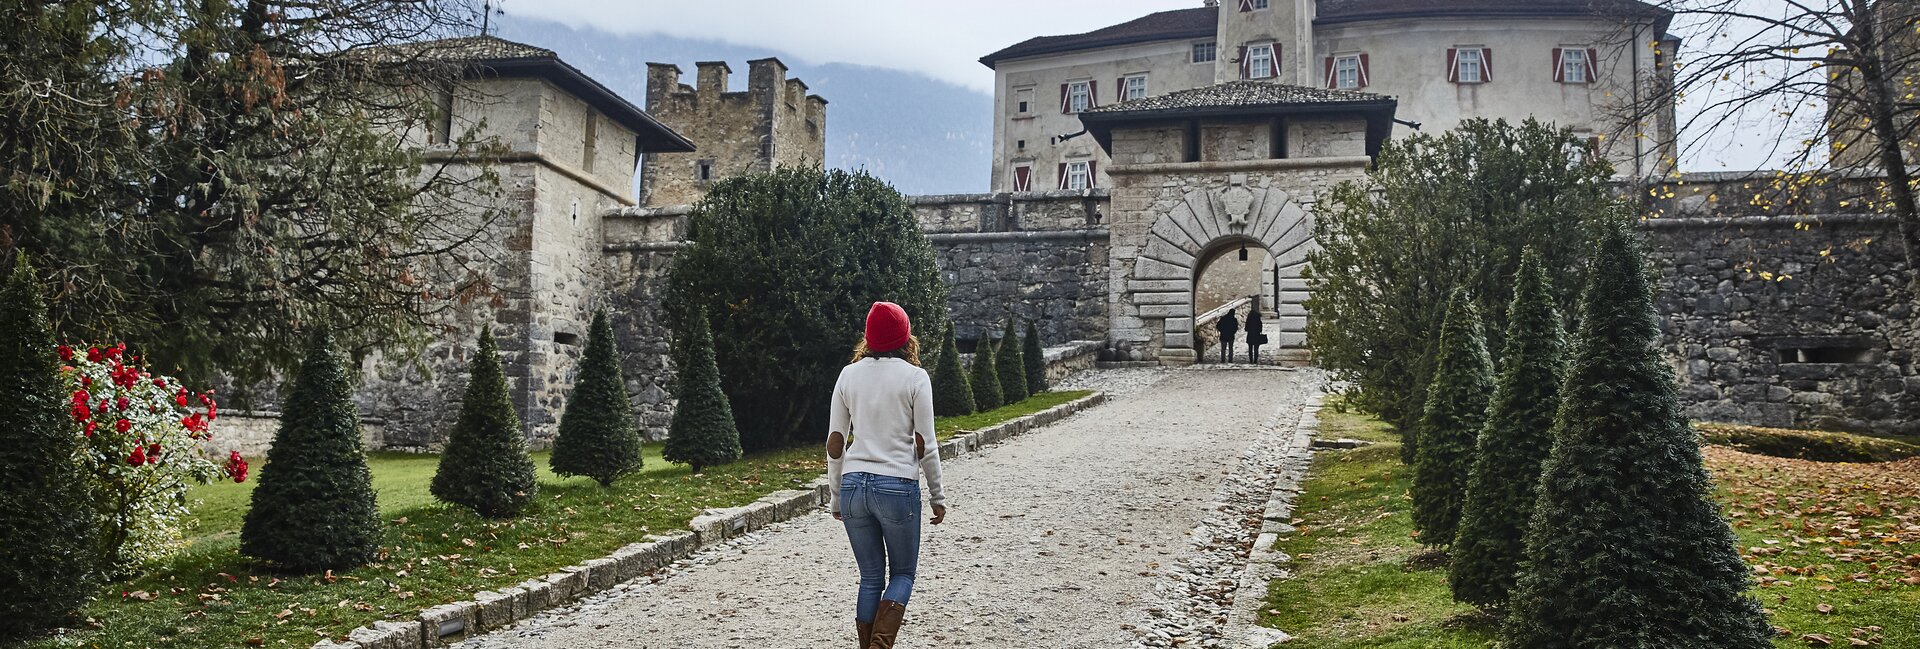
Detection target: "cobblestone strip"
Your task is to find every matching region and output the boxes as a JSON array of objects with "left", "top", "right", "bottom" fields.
[{"left": 1128, "top": 373, "right": 1320, "bottom": 649}]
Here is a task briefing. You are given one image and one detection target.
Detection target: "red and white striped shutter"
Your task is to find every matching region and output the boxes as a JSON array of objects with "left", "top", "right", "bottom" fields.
[
  {"left": 1088, "top": 80, "right": 1098, "bottom": 108},
  {"left": 1057, "top": 163, "right": 1068, "bottom": 189},
  {"left": 1087, "top": 160, "right": 1097, "bottom": 187},
  {"left": 1238, "top": 45, "right": 1250, "bottom": 79},
  {"left": 1358, "top": 53, "right": 1370, "bottom": 87},
  {"left": 1013, "top": 166, "right": 1031, "bottom": 192},
  {"left": 1238, "top": 0, "right": 1253, "bottom": 11},
  {"left": 1116, "top": 78, "right": 1125, "bottom": 102},
  {"left": 1446, "top": 48, "right": 1459, "bottom": 83},
  {"left": 1482, "top": 48, "right": 1494, "bottom": 82},
  {"left": 1060, "top": 83, "right": 1070, "bottom": 113},
  {"left": 1586, "top": 48, "right": 1599, "bottom": 82},
  {"left": 1553, "top": 48, "right": 1565, "bottom": 83},
  {"left": 1273, "top": 47, "right": 1282, "bottom": 79},
  {"left": 1324, "top": 56, "right": 1336, "bottom": 87}
]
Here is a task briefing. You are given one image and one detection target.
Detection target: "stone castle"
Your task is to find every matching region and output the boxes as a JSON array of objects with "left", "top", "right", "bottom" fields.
[{"left": 219, "top": 13, "right": 1917, "bottom": 456}]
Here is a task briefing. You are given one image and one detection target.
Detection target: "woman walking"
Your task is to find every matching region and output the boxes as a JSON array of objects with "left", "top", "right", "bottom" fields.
[{"left": 827, "top": 302, "right": 948, "bottom": 649}]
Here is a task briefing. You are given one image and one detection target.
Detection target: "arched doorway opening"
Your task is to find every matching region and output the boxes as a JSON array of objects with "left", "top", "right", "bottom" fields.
[{"left": 1192, "top": 236, "right": 1276, "bottom": 364}]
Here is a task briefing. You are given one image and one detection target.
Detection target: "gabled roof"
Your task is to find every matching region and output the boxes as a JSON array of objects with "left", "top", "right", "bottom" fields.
[
  {"left": 979, "top": 7, "right": 1217, "bottom": 68},
  {"left": 1077, "top": 80, "right": 1399, "bottom": 156},
  {"left": 1084, "top": 80, "right": 1393, "bottom": 114},
  {"left": 980, "top": 0, "right": 1670, "bottom": 68},
  {"left": 378, "top": 36, "right": 695, "bottom": 153}
]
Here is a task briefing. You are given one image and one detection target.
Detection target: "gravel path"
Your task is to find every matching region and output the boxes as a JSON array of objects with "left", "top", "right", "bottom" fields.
[{"left": 456, "top": 366, "right": 1317, "bottom": 649}]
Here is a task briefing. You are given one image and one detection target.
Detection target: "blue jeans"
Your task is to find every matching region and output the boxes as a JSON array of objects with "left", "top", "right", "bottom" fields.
[{"left": 840, "top": 471, "right": 921, "bottom": 622}]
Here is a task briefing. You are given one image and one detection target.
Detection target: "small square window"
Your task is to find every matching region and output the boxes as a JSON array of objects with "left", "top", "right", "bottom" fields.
[
  {"left": 696, "top": 160, "right": 713, "bottom": 181},
  {"left": 1248, "top": 43, "right": 1276, "bottom": 79},
  {"left": 1193, "top": 42, "right": 1217, "bottom": 63},
  {"left": 1017, "top": 139, "right": 1026, "bottom": 150},
  {"left": 1015, "top": 87, "right": 1034, "bottom": 115}
]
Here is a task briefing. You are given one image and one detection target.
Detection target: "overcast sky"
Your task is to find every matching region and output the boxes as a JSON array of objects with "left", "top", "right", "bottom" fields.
[
  {"left": 498, "top": 0, "right": 1803, "bottom": 173},
  {"left": 496, "top": 0, "right": 1193, "bottom": 93}
]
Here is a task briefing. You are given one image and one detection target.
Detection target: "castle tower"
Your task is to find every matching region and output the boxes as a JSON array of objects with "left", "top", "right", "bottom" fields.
[{"left": 641, "top": 58, "right": 828, "bottom": 207}]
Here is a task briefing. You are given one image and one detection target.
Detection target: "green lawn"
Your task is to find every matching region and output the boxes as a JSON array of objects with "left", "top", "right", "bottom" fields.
[
  {"left": 1257, "top": 400, "right": 1920, "bottom": 648},
  {"left": 934, "top": 389, "right": 1093, "bottom": 440},
  {"left": 22, "top": 390, "right": 1090, "bottom": 649}
]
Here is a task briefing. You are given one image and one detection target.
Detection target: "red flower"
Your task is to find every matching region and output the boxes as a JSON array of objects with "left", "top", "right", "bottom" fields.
[
  {"left": 71, "top": 389, "right": 89, "bottom": 405},
  {"left": 86, "top": 347, "right": 103, "bottom": 362},
  {"left": 83, "top": 421, "right": 98, "bottom": 437},
  {"left": 114, "top": 418, "right": 132, "bottom": 434},
  {"left": 152, "top": 378, "right": 166, "bottom": 389},
  {"left": 174, "top": 392, "right": 188, "bottom": 407},
  {"left": 225, "top": 451, "right": 249, "bottom": 483},
  {"left": 146, "top": 443, "right": 161, "bottom": 464},
  {"left": 71, "top": 403, "right": 91, "bottom": 422},
  {"left": 126, "top": 446, "right": 146, "bottom": 465},
  {"left": 57, "top": 345, "right": 74, "bottom": 361},
  {"left": 181, "top": 413, "right": 209, "bottom": 435},
  {"left": 80, "top": 375, "right": 92, "bottom": 388},
  {"left": 116, "top": 396, "right": 130, "bottom": 411}
]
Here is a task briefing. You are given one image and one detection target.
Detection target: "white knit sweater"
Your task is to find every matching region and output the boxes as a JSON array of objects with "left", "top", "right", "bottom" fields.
[{"left": 825, "top": 358, "right": 946, "bottom": 512}]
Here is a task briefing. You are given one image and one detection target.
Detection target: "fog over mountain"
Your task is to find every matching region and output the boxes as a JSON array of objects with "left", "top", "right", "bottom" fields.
[{"left": 496, "top": 17, "right": 993, "bottom": 196}]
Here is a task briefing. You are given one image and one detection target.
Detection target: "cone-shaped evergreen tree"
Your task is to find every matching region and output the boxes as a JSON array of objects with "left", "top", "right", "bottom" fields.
[
  {"left": 969, "top": 333, "right": 1004, "bottom": 411},
  {"left": 1023, "top": 320, "right": 1048, "bottom": 393},
  {"left": 1449, "top": 251, "right": 1565, "bottom": 608},
  {"left": 1410, "top": 288, "right": 1492, "bottom": 548},
  {"left": 1505, "top": 224, "right": 1772, "bottom": 648},
  {"left": 931, "top": 326, "right": 975, "bottom": 416},
  {"left": 995, "top": 317, "right": 1029, "bottom": 404},
  {"left": 241, "top": 329, "right": 382, "bottom": 571},
  {"left": 550, "top": 310, "right": 644, "bottom": 486},
  {"left": 431, "top": 327, "right": 539, "bottom": 518},
  {"left": 0, "top": 256, "right": 100, "bottom": 639},
  {"left": 662, "top": 308, "right": 742, "bottom": 473}
]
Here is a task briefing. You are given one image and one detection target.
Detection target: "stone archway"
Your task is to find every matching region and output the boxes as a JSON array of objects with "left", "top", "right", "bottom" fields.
[{"left": 1124, "top": 179, "right": 1314, "bottom": 364}]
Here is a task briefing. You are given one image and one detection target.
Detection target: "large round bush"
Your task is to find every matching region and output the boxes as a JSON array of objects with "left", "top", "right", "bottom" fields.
[{"left": 664, "top": 167, "right": 948, "bottom": 452}]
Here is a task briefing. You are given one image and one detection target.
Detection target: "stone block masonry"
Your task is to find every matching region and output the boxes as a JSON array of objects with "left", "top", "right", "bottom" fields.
[{"left": 640, "top": 59, "right": 827, "bottom": 208}]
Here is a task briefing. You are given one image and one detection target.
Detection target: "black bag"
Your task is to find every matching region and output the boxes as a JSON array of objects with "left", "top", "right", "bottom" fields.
[{"left": 1250, "top": 333, "right": 1269, "bottom": 346}]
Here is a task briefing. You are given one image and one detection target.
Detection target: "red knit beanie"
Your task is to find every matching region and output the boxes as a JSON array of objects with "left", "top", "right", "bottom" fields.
[{"left": 864, "top": 302, "right": 911, "bottom": 353}]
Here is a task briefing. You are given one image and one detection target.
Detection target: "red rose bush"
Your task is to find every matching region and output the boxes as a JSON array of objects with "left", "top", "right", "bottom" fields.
[{"left": 59, "top": 342, "right": 244, "bottom": 573}]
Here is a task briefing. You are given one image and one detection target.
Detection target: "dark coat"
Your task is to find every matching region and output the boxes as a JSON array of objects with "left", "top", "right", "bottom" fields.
[
  {"left": 1245, "top": 308, "right": 1264, "bottom": 334},
  {"left": 1216, "top": 310, "right": 1240, "bottom": 336}
]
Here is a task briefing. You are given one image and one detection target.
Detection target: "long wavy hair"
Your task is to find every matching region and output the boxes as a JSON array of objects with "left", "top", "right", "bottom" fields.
[{"left": 849, "top": 336, "right": 922, "bottom": 367}]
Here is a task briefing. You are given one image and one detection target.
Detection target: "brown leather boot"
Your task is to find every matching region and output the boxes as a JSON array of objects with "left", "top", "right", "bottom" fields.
[
  {"left": 867, "top": 600, "right": 906, "bottom": 649},
  {"left": 857, "top": 621, "right": 872, "bottom": 649}
]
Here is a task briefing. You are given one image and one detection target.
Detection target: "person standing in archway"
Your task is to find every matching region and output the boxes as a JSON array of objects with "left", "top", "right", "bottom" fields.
[
  {"left": 1216, "top": 307, "right": 1240, "bottom": 364},
  {"left": 1245, "top": 304, "right": 1266, "bottom": 364},
  {"left": 826, "top": 302, "right": 948, "bottom": 649}
]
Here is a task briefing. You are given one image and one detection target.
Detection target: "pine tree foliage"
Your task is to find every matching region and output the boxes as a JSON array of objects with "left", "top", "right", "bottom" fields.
[
  {"left": 550, "top": 310, "right": 644, "bottom": 487},
  {"left": 240, "top": 329, "right": 382, "bottom": 572},
  {"left": 1505, "top": 224, "right": 1773, "bottom": 648},
  {"left": 662, "top": 309, "right": 743, "bottom": 473},
  {"left": 1411, "top": 288, "right": 1493, "bottom": 548},
  {"left": 995, "top": 317, "right": 1029, "bottom": 404},
  {"left": 1449, "top": 251, "right": 1565, "bottom": 608},
  {"left": 931, "top": 327, "right": 975, "bottom": 417},
  {"left": 1023, "top": 320, "right": 1048, "bottom": 394},
  {"left": 431, "top": 327, "right": 538, "bottom": 518},
  {"left": 969, "top": 335, "right": 1004, "bottom": 411},
  {"left": 0, "top": 255, "right": 100, "bottom": 639}
]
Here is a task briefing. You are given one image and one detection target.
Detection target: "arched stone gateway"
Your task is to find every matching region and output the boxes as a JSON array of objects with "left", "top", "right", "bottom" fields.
[{"left": 1131, "top": 181, "right": 1314, "bottom": 363}]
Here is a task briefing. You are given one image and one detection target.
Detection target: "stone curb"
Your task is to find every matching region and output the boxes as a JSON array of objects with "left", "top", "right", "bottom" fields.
[
  {"left": 311, "top": 390, "right": 1110, "bottom": 649},
  {"left": 1223, "top": 396, "right": 1322, "bottom": 649}
]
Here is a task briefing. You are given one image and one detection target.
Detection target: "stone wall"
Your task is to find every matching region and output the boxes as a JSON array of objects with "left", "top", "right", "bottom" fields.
[
  {"left": 213, "top": 411, "right": 385, "bottom": 458},
  {"left": 641, "top": 59, "right": 826, "bottom": 208}
]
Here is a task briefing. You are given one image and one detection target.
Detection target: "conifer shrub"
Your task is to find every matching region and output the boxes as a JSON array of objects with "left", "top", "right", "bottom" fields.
[
  {"left": 1410, "top": 288, "right": 1492, "bottom": 548},
  {"left": 550, "top": 310, "right": 644, "bottom": 486},
  {"left": 931, "top": 326, "right": 975, "bottom": 416},
  {"left": 0, "top": 256, "right": 100, "bottom": 639},
  {"left": 969, "top": 334, "right": 1003, "bottom": 411},
  {"left": 1505, "top": 223, "right": 1773, "bottom": 648},
  {"left": 1022, "top": 320, "right": 1047, "bottom": 393},
  {"left": 1449, "top": 251, "right": 1565, "bottom": 608},
  {"left": 995, "top": 317, "right": 1029, "bottom": 404},
  {"left": 431, "top": 327, "right": 539, "bottom": 518},
  {"left": 662, "top": 308, "right": 742, "bottom": 473},
  {"left": 240, "top": 329, "right": 382, "bottom": 572}
]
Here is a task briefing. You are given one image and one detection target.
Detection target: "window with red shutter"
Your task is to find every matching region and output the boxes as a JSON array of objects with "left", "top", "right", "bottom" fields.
[
  {"left": 1059, "top": 83, "right": 1069, "bottom": 114},
  {"left": 1057, "top": 163, "right": 1068, "bottom": 189},
  {"left": 1587, "top": 48, "right": 1599, "bottom": 79},
  {"left": 1087, "top": 161, "right": 1097, "bottom": 187},
  {"left": 1238, "top": 0, "right": 1253, "bottom": 11},
  {"left": 1324, "top": 56, "right": 1336, "bottom": 87},
  {"left": 1447, "top": 48, "right": 1459, "bottom": 83},
  {"left": 1087, "top": 79, "right": 1098, "bottom": 109},
  {"left": 1013, "top": 165, "right": 1031, "bottom": 192},
  {"left": 1481, "top": 48, "right": 1494, "bottom": 82},
  {"left": 1116, "top": 78, "right": 1125, "bottom": 103},
  {"left": 1553, "top": 48, "right": 1566, "bottom": 83},
  {"left": 1358, "top": 53, "right": 1370, "bottom": 87},
  {"left": 1238, "top": 45, "right": 1250, "bottom": 79}
]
